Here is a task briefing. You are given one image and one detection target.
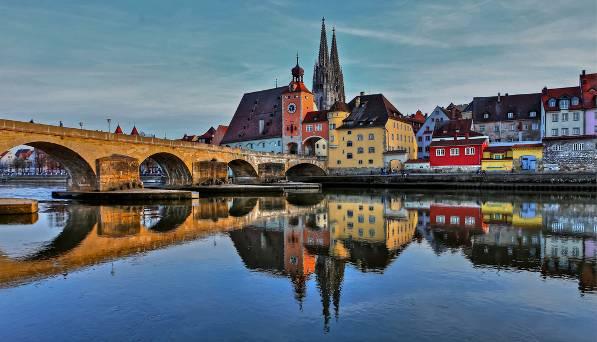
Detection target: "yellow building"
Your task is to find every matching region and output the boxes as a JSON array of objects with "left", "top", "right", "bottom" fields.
[
  {"left": 327, "top": 101, "right": 351, "bottom": 151},
  {"left": 481, "top": 143, "right": 543, "bottom": 172},
  {"left": 328, "top": 93, "right": 417, "bottom": 173},
  {"left": 327, "top": 195, "right": 417, "bottom": 259},
  {"left": 481, "top": 146, "right": 513, "bottom": 171}
]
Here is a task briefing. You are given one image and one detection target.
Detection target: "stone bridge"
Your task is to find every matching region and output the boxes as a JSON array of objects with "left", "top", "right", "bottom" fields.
[{"left": 0, "top": 119, "right": 326, "bottom": 191}]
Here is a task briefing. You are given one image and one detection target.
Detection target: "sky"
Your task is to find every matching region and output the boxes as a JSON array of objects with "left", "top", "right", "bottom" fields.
[{"left": 1, "top": 0, "right": 596, "bottom": 138}]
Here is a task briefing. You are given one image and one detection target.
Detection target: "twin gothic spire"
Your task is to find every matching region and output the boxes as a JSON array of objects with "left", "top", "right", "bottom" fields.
[{"left": 313, "top": 18, "right": 345, "bottom": 111}]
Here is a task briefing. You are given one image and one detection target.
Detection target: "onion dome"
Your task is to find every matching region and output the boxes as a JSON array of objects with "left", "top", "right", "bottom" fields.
[
  {"left": 330, "top": 101, "right": 350, "bottom": 113},
  {"left": 114, "top": 124, "right": 123, "bottom": 134},
  {"left": 130, "top": 125, "right": 139, "bottom": 135},
  {"left": 291, "top": 53, "right": 304, "bottom": 82}
]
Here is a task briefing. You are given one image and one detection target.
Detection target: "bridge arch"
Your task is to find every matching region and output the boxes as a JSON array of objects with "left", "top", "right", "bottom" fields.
[
  {"left": 141, "top": 152, "right": 192, "bottom": 186},
  {"left": 228, "top": 159, "right": 258, "bottom": 178},
  {"left": 286, "top": 163, "right": 327, "bottom": 179},
  {"left": 1, "top": 141, "right": 97, "bottom": 190}
]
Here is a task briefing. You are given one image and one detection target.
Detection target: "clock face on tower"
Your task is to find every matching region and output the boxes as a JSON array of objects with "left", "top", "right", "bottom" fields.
[{"left": 287, "top": 103, "right": 297, "bottom": 114}]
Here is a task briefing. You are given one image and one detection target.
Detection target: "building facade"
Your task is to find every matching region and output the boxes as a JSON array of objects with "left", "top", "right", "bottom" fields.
[
  {"left": 580, "top": 71, "right": 597, "bottom": 135},
  {"left": 471, "top": 92, "right": 542, "bottom": 143},
  {"left": 312, "top": 18, "right": 345, "bottom": 111},
  {"left": 301, "top": 111, "right": 329, "bottom": 157},
  {"left": 429, "top": 119, "right": 488, "bottom": 171},
  {"left": 542, "top": 135, "right": 597, "bottom": 172},
  {"left": 541, "top": 86, "right": 584, "bottom": 138},
  {"left": 328, "top": 93, "right": 417, "bottom": 174},
  {"left": 416, "top": 106, "right": 450, "bottom": 159}
]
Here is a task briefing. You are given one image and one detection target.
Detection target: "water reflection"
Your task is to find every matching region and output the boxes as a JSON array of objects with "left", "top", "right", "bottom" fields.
[{"left": 0, "top": 191, "right": 595, "bottom": 318}]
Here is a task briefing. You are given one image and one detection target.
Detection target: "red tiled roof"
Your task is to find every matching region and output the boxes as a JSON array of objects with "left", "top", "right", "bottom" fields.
[
  {"left": 430, "top": 137, "right": 487, "bottom": 147},
  {"left": 580, "top": 72, "right": 597, "bottom": 109},
  {"left": 303, "top": 110, "right": 328, "bottom": 123},
  {"left": 221, "top": 86, "right": 287, "bottom": 144},
  {"left": 408, "top": 110, "right": 426, "bottom": 123},
  {"left": 198, "top": 127, "right": 216, "bottom": 139},
  {"left": 541, "top": 86, "right": 582, "bottom": 111},
  {"left": 282, "top": 82, "right": 313, "bottom": 94}
]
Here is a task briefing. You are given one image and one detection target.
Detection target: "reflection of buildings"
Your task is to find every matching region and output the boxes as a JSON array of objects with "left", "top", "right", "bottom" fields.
[
  {"left": 427, "top": 201, "right": 486, "bottom": 251},
  {"left": 327, "top": 194, "right": 417, "bottom": 271}
]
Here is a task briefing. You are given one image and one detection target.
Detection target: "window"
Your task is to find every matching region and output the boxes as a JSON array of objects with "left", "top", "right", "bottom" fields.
[
  {"left": 562, "top": 113, "right": 568, "bottom": 121},
  {"left": 571, "top": 97, "right": 579, "bottom": 106},
  {"left": 552, "top": 144, "right": 562, "bottom": 151},
  {"left": 347, "top": 152, "right": 353, "bottom": 159},
  {"left": 450, "top": 216, "right": 460, "bottom": 224},
  {"left": 347, "top": 210, "right": 353, "bottom": 217},
  {"left": 369, "top": 216, "right": 375, "bottom": 223},
  {"left": 551, "top": 128, "right": 558, "bottom": 136},
  {"left": 465, "top": 147, "right": 475, "bottom": 155},
  {"left": 561, "top": 128, "right": 569, "bottom": 136},
  {"left": 548, "top": 98, "right": 556, "bottom": 107},
  {"left": 316, "top": 124, "right": 322, "bottom": 131},
  {"left": 368, "top": 147, "right": 375, "bottom": 153},
  {"left": 465, "top": 216, "right": 476, "bottom": 225},
  {"left": 483, "top": 113, "right": 489, "bottom": 119},
  {"left": 358, "top": 228, "right": 364, "bottom": 237},
  {"left": 529, "top": 111, "right": 537, "bottom": 118},
  {"left": 559, "top": 98, "right": 569, "bottom": 110},
  {"left": 369, "top": 229, "right": 375, "bottom": 237},
  {"left": 436, "top": 148, "right": 445, "bottom": 156},
  {"left": 425, "top": 136, "right": 431, "bottom": 141},
  {"left": 347, "top": 130, "right": 352, "bottom": 135},
  {"left": 322, "top": 144, "right": 326, "bottom": 149},
  {"left": 532, "top": 123, "right": 539, "bottom": 130},
  {"left": 417, "top": 136, "right": 422, "bottom": 142},
  {"left": 357, "top": 147, "right": 364, "bottom": 154},
  {"left": 418, "top": 147, "right": 422, "bottom": 152},
  {"left": 347, "top": 140, "right": 353, "bottom": 147},
  {"left": 573, "top": 112, "right": 580, "bottom": 121},
  {"left": 316, "top": 143, "right": 319, "bottom": 148},
  {"left": 523, "top": 123, "right": 529, "bottom": 130},
  {"left": 330, "top": 136, "right": 335, "bottom": 142},
  {"left": 336, "top": 160, "right": 341, "bottom": 164},
  {"left": 357, "top": 134, "right": 364, "bottom": 141},
  {"left": 358, "top": 215, "right": 364, "bottom": 223},
  {"left": 330, "top": 123, "right": 336, "bottom": 130},
  {"left": 511, "top": 123, "right": 516, "bottom": 131},
  {"left": 494, "top": 125, "right": 499, "bottom": 132},
  {"left": 436, "top": 215, "right": 445, "bottom": 224},
  {"left": 368, "top": 133, "right": 374, "bottom": 140},
  {"left": 358, "top": 160, "right": 363, "bottom": 164},
  {"left": 450, "top": 148, "right": 460, "bottom": 156},
  {"left": 507, "top": 112, "right": 514, "bottom": 119},
  {"left": 306, "top": 124, "right": 313, "bottom": 132},
  {"left": 368, "top": 159, "right": 373, "bottom": 164},
  {"left": 479, "top": 125, "right": 485, "bottom": 132},
  {"left": 572, "top": 143, "right": 584, "bottom": 151},
  {"left": 552, "top": 113, "right": 558, "bottom": 122},
  {"left": 259, "top": 119, "right": 265, "bottom": 134}
]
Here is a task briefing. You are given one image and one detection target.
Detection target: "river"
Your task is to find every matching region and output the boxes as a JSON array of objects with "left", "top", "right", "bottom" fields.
[{"left": 0, "top": 184, "right": 595, "bottom": 341}]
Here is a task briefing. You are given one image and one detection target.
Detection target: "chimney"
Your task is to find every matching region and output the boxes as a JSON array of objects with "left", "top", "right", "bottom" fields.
[
  {"left": 582, "top": 69, "right": 586, "bottom": 76},
  {"left": 542, "top": 86, "right": 548, "bottom": 95},
  {"left": 360, "top": 91, "right": 365, "bottom": 96},
  {"left": 497, "top": 92, "right": 501, "bottom": 103},
  {"left": 505, "top": 93, "right": 508, "bottom": 97}
]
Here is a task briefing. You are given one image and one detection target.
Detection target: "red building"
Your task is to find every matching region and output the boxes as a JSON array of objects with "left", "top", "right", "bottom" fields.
[
  {"left": 429, "top": 120, "right": 488, "bottom": 169},
  {"left": 429, "top": 203, "right": 484, "bottom": 230},
  {"left": 212, "top": 125, "right": 228, "bottom": 146},
  {"left": 301, "top": 110, "right": 329, "bottom": 156}
]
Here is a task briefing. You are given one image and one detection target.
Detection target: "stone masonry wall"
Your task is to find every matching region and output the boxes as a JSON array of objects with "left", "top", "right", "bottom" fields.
[
  {"left": 96, "top": 155, "right": 143, "bottom": 191},
  {"left": 543, "top": 138, "right": 597, "bottom": 172}
]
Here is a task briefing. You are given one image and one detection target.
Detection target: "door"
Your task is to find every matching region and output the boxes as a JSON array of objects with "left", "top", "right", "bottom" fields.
[{"left": 521, "top": 156, "right": 537, "bottom": 171}]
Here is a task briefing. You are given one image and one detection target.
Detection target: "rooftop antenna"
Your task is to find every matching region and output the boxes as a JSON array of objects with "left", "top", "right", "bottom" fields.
[{"left": 275, "top": 78, "right": 278, "bottom": 88}]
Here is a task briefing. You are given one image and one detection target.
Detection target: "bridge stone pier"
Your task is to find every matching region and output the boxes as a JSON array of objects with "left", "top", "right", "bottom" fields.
[{"left": 0, "top": 119, "right": 327, "bottom": 191}]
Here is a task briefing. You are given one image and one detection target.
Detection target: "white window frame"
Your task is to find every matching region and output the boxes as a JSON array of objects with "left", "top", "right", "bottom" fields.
[
  {"left": 450, "top": 148, "right": 460, "bottom": 156},
  {"left": 465, "top": 147, "right": 475, "bottom": 155},
  {"left": 436, "top": 148, "right": 445, "bottom": 156},
  {"left": 306, "top": 124, "right": 313, "bottom": 132},
  {"left": 436, "top": 215, "right": 445, "bottom": 224}
]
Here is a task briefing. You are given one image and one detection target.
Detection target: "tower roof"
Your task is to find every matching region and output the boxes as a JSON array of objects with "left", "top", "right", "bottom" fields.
[
  {"left": 114, "top": 124, "right": 123, "bottom": 134},
  {"left": 291, "top": 54, "right": 304, "bottom": 79},
  {"left": 317, "top": 17, "right": 329, "bottom": 67},
  {"left": 130, "top": 125, "right": 139, "bottom": 135}
]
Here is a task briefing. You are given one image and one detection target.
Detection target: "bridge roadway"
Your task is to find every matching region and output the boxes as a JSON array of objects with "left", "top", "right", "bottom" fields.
[
  {"left": 0, "top": 197, "right": 326, "bottom": 287},
  {"left": 0, "top": 119, "right": 326, "bottom": 191}
]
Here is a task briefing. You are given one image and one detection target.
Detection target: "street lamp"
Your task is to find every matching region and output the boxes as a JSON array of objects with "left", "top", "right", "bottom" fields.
[
  {"left": 79, "top": 122, "right": 83, "bottom": 130},
  {"left": 107, "top": 118, "right": 111, "bottom": 133}
]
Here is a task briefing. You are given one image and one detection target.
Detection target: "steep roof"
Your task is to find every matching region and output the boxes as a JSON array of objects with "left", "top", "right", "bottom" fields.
[
  {"left": 338, "top": 94, "right": 404, "bottom": 129},
  {"left": 580, "top": 72, "right": 597, "bottom": 109},
  {"left": 130, "top": 126, "right": 139, "bottom": 136},
  {"left": 198, "top": 127, "right": 216, "bottom": 139},
  {"left": 221, "top": 86, "right": 287, "bottom": 144},
  {"left": 303, "top": 111, "right": 328, "bottom": 123},
  {"left": 408, "top": 110, "right": 426, "bottom": 123},
  {"left": 432, "top": 119, "right": 478, "bottom": 138},
  {"left": 541, "top": 86, "right": 582, "bottom": 111},
  {"left": 114, "top": 125, "right": 123, "bottom": 134},
  {"left": 471, "top": 93, "right": 541, "bottom": 122}
]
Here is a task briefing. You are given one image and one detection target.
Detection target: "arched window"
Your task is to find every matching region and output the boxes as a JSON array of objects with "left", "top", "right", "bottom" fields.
[
  {"left": 548, "top": 98, "right": 556, "bottom": 107},
  {"left": 368, "top": 133, "right": 375, "bottom": 140},
  {"left": 571, "top": 97, "right": 579, "bottom": 106}
]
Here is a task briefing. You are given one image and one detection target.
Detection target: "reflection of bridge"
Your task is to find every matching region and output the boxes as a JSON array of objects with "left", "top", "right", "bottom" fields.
[
  {"left": 0, "top": 119, "right": 326, "bottom": 191},
  {"left": 0, "top": 197, "right": 325, "bottom": 286}
]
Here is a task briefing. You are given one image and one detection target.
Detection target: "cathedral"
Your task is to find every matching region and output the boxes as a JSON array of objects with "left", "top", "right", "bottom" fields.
[{"left": 313, "top": 18, "right": 345, "bottom": 111}]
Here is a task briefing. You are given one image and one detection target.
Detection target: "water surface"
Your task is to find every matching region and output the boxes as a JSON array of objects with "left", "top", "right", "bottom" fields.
[{"left": 0, "top": 185, "right": 595, "bottom": 341}]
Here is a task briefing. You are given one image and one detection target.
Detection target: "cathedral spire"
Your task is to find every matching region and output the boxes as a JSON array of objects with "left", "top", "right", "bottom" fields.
[
  {"left": 317, "top": 17, "right": 329, "bottom": 67},
  {"left": 329, "top": 27, "right": 345, "bottom": 104}
]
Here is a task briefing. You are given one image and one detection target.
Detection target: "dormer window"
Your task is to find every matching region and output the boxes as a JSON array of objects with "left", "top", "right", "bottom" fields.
[
  {"left": 507, "top": 112, "right": 514, "bottom": 119},
  {"left": 559, "top": 98, "right": 569, "bottom": 110},
  {"left": 548, "top": 98, "right": 556, "bottom": 107},
  {"left": 483, "top": 113, "right": 489, "bottom": 119},
  {"left": 529, "top": 111, "right": 537, "bottom": 118},
  {"left": 571, "top": 97, "right": 579, "bottom": 106}
]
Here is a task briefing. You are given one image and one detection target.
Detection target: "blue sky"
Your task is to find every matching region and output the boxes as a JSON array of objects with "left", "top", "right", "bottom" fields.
[{"left": 1, "top": 0, "right": 595, "bottom": 138}]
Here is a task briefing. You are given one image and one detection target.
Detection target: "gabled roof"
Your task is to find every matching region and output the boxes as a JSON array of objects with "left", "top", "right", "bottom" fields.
[
  {"left": 338, "top": 93, "right": 404, "bottom": 129},
  {"left": 471, "top": 93, "right": 541, "bottom": 122},
  {"left": 408, "top": 110, "right": 426, "bottom": 123},
  {"left": 198, "top": 127, "right": 216, "bottom": 139},
  {"left": 221, "top": 86, "right": 287, "bottom": 144},
  {"left": 432, "top": 119, "right": 478, "bottom": 138},
  {"left": 580, "top": 72, "right": 597, "bottom": 109},
  {"left": 541, "top": 86, "right": 582, "bottom": 111},
  {"left": 303, "top": 111, "right": 328, "bottom": 123}
]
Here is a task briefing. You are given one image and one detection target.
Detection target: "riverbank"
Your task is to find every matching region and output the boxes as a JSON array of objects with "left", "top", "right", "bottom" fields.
[
  {"left": 0, "top": 175, "right": 67, "bottom": 184},
  {"left": 293, "top": 172, "right": 596, "bottom": 191}
]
